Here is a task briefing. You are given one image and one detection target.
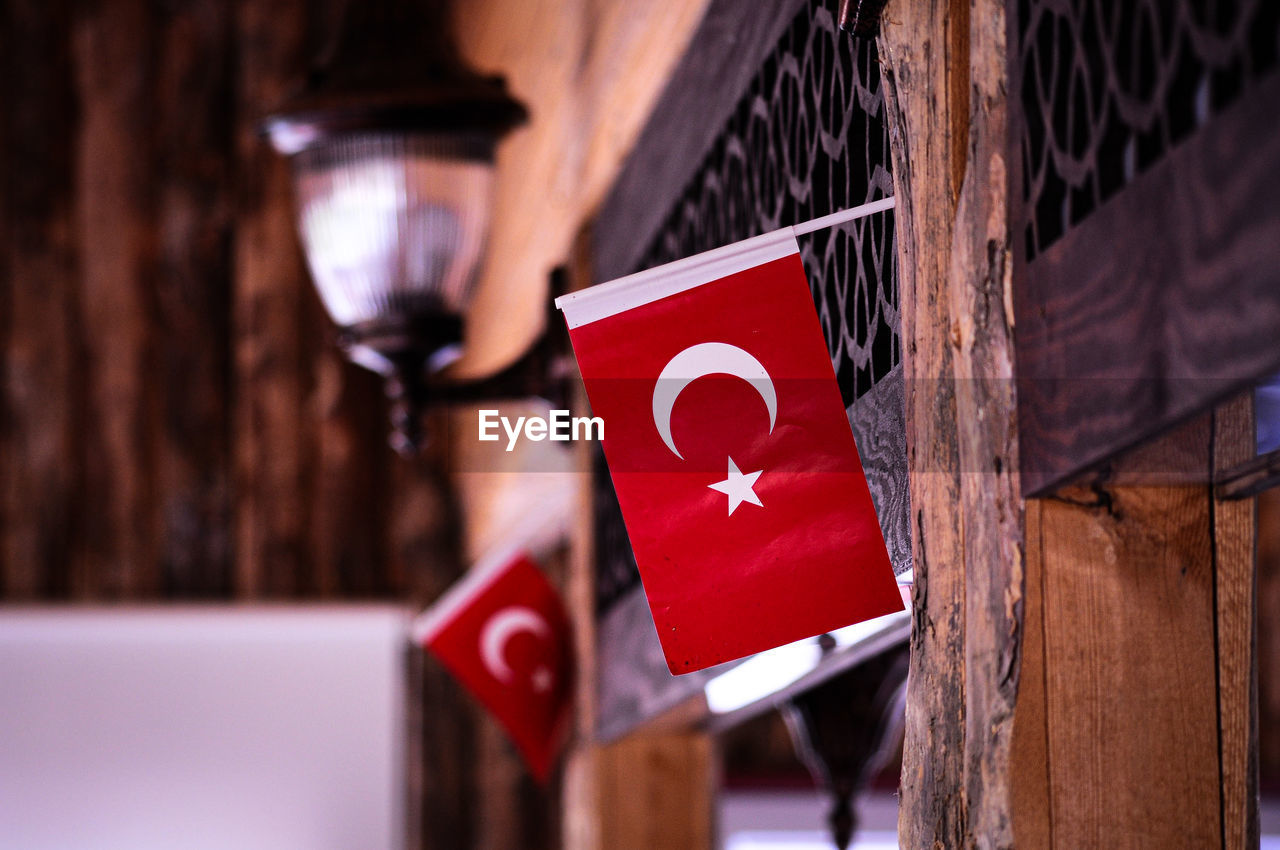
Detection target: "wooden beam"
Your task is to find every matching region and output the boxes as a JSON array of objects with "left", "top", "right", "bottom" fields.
[
  {"left": 1015, "top": 66, "right": 1280, "bottom": 496},
  {"left": 880, "top": 0, "right": 1024, "bottom": 843}
]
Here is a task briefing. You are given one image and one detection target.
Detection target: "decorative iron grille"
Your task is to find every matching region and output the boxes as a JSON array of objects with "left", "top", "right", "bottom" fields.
[
  {"left": 594, "top": 0, "right": 897, "bottom": 615},
  {"left": 1017, "top": 0, "right": 1280, "bottom": 260}
]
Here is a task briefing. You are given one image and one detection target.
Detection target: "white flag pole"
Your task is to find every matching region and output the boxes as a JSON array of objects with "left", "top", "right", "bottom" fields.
[{"left": 790, "top": 196, "right": 896, "bottom": 236}]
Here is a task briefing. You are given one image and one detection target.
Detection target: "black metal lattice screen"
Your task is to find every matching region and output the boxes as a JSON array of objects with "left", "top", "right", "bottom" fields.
[
  {"left": 1017, "top": 0, "right": 1280, "bottom": 261},
  {"left": 593, "top": 0, "right": 897, "bottom": 615}
]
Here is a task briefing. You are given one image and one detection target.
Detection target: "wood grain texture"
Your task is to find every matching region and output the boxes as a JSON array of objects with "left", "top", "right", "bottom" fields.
[
  {"left": 1014, "top": 412, "right": 1264, "bottom": 848},
  {"left": 3, "top": 0, "right": 403, "bottom": 603},
  {"left": 151, "top": 0, "right": 235, "bottom": 597},
  {"left": 949, "top": 1, "right": 1022, "bottom": 843},
  {"left": 1009, "top": 499, "right": 1052, "bottom": 849},
  {"left": 881, "top": 0, "right": 1026, "bottom": 843},
  {"left": 878, "top": 0, "right": 970, "bottom": 844},
  {"left": 231, "top": 0, "right": 310, "bottom": 597},
  {"left": 1213, "top": 395, "right": 1258, "bottom": 849},
  {"left": 1016, "top": 71, "right": 1280, "bottom": 496},
  {"left": 72, "top": 0, "right": 157, "bottom": 598},
  {"left": 596, "top": 733, "right": 714, "bottom": 850},
  {"left": 1, "top": 0, "right": 80, "bottom": 599},
  {"left": 1037, "top": 480, "right": 1223, "bottom": 848}
]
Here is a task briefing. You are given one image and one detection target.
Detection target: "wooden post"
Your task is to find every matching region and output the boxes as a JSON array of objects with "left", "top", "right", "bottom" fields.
[
  {"left": 881, "top": 0, "right": 1258, "bottom": 845},
  {"left": 880, "top": 0, "right": 1022, "bottom": 844}
]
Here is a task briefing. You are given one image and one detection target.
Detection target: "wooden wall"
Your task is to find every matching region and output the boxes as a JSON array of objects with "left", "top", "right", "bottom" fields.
[
  {"left": 0, "top": 0, "right": 409, "bottom": 602},
  {"left": 0, "top": 1, "right": 705, "bottom": 848}
]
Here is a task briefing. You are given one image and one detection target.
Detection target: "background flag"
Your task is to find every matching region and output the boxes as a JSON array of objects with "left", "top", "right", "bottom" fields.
[
  {"left": 414, "top": 551, "right": 573, "bottom": 781},
  {"left": 557, "top": 228, "right": 903, "bottom": 674}
]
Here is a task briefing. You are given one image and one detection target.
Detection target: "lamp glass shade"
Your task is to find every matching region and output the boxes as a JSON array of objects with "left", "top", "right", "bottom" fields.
[{"left": 291, "top": 133, "right": 494, "bottom": 332}]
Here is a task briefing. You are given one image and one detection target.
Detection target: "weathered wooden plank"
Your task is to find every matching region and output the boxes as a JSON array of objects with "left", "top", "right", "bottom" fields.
[
  {"left": 1213, "top": 395, "right": 1258, "bottom": 849},
  {"left": 1016, "top": 71, "right": 1280, "bottom": 496},
  {"left": 1038, "top": 475, "right": 1222, "bottom": 847},
  {"left": 151, "top": 0, "right": 235, "bottom": 597},
  {"left": 949, "top": 0, "right": 1021, "bottom": 843},
  {"left": 0, "top": 0, "right": 80, "bottom": 599},
  {"left": 72, "top": 0, "right": 158, "bottom": 598},
  {"left": 231, "top": 0, "right": 309, "bottom": 597},
  {"left": 878, "top": 0, "right": 970, "bottom": 842}
]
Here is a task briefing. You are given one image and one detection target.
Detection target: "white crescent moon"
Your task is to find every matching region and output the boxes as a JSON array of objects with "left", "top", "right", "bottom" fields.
[
  {"left": 480, "top": 606, "right": 552, "bottom": 684},
  {"left": 652, "top": 342, "right": 777, "bottom": 459}
]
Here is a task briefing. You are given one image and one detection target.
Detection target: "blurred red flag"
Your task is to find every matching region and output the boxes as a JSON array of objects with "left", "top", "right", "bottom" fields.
[
  {"left": 414, "top": 552, "right": 573, "bottom": 781},
  {"left": 557, "top": 229, "right": 903, "bottom": 674}
]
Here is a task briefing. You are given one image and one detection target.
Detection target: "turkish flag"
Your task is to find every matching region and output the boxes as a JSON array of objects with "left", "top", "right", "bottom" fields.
[
  {"left": 413, "top": 552, "right": 573, "bottom": 781},
  {"left": 558, "top": 229, "right": 903, "bottom": 674}
]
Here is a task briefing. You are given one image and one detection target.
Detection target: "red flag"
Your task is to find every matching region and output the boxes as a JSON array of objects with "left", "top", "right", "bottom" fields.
[
  {"left": 414, "top": 552, "right": 573, "bottom": 781},
  {"left": 557, "top": 229, "right": 903, "bottom": 674}
]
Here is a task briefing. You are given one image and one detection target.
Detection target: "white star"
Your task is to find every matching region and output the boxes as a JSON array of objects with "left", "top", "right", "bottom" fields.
[{"left": 708, "top": 456, "right": 764, "bottom": 515}]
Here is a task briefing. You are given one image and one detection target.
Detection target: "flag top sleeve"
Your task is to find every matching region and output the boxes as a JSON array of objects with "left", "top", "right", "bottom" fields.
[
  {"left": 556, "top": 227, "right": 904, "bottom": 674},
  {"left": 410, "top": 545, "right": 524, "bottom": 647},
  {"left": 555, "top": 229, "right": 799, "bottom": 328}
]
